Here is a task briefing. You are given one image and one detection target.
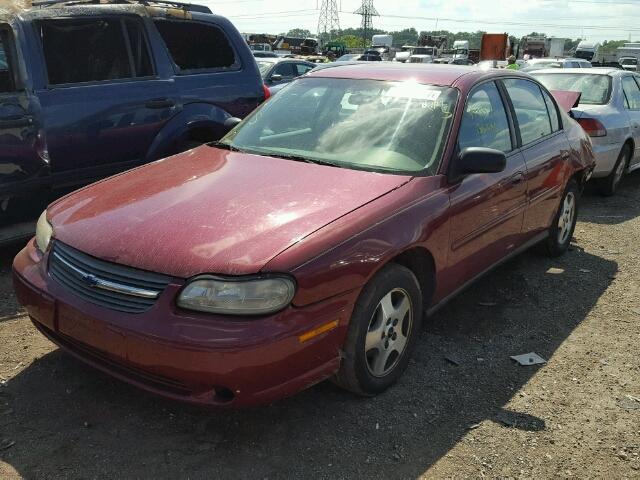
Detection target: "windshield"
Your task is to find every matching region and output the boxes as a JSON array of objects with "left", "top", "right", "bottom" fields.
[
  {"left": 256, "top": 61, "right": 273, "bottom": 76},
  {"left": 621, "top": 58, "right": 638, "bottom": 65},
  {"left": 219, "top": 78, "right": 458, "bottom": 175},
  {"left": 336, "top": 54, "right": 358, "bottom": 61},
  {"left": 413, "top": 47, "right": 434, "bottom": 55},
  {"left": 533, "top": 73, "right": 612, "bottom": 105}
]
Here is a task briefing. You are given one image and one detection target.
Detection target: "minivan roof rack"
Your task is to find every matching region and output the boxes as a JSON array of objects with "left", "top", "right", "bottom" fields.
[{"left": 31, "top": 0, "right": 212, "bottom": 14}]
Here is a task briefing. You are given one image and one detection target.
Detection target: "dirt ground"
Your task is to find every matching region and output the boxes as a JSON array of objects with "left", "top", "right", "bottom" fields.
[{"left": 1, "top": 174, "right": 639, "bottom": 479}]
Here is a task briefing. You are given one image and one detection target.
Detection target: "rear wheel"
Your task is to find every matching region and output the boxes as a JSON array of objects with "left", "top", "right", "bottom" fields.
[
  {"left": 543, "top": 180, "right": 579, "bottom": 257},
  {"left": 333, "top": 263, "right": 423, "bottom": 396},
  {"left": 598, "top": 144, "right": 630, "bottom": 196}
]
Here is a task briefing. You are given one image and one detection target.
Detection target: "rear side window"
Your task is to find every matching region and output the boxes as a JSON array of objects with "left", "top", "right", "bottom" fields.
[
  {"left": 621, "top": 76, "right": 640, "bottom": 110},
  {"left": 542, "top": 90, "right": 560, "bottom": 132},
  {"left": 0, "top": 28, "right": 16, "bottom": 92},
  {"left": 154, "top": 20, "right": 236, "bottom": 72},
  {"left": 503, "top": 79, "right": 552, "bottom": 146},
  {"left": 458, "top": 81, "right": 512, "bottom": 153},
  {"left": 38, "top": 18, "right": 154, "bottom": 85}
]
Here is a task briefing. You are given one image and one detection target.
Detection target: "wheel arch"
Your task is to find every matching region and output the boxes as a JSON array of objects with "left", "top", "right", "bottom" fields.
[{"left": 386, "top": 246, "right": 437, "bottom": 312}]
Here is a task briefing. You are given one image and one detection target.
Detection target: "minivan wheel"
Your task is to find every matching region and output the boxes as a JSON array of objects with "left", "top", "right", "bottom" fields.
[
  {"left": 598, "top": 144, "right": 630, "bottom": 196},
  {"left": 543, "top": 180, "right": 579, "bottom": 257},
  {"left": 333, "top": 263, "right": 423, "bottom": 396}
]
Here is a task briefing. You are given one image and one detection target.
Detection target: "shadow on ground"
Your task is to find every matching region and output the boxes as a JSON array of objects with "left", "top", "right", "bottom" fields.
[
  {"left": 581, "top": 170, "right": 640, "bottom": 225},
  {"left": 0, "top": 244, "right": 616, "bottom": 478},
  {"left": 0, "top": 242, "right": 26, "bottom": 322}
]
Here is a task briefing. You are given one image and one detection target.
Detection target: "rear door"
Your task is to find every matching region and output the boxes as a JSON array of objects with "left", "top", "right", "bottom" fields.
[
  {"left": 0, "top": 24, "right": 45, "bottom": 198},
  {"left": 34, "top": 16, "right": 178, "bottom": 182},
  {"left": 152, "top": 16, "right": 261, "bottom": 128},
  {"left": 501, "top": 78, "right": 571, "bottom": 238},
  {"left": 447, "top": 80, "right": 528, "bottom": 278},
  {"left": 621, "top": 74, "right": 640, "bottom": 166}
]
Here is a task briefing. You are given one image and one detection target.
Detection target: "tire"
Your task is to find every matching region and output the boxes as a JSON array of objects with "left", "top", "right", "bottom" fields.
[
  {"left": 333, "top": 263, "right": 423, "bottom": 396},
  {"left": 598, "top": 144, "right": 630, "bottom": 196},
  {"left": 543, "top": 180, "right": 579, "bottom": 257}
]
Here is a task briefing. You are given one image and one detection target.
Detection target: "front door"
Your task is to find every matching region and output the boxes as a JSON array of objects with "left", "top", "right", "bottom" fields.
[
  {"left": 447, "top": 80, "right": 528, "bottom": 280},
  {"left": 0, "top": 24, "right": 46, "bottom": 216}
]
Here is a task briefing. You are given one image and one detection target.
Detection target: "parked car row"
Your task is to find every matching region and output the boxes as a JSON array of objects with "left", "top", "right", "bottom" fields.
[
  {"left": 6, "top": 1, "right": 637, "bottom": 409},
  {"left": 14, "top": 62, "right": 596, "bottom": 407}
]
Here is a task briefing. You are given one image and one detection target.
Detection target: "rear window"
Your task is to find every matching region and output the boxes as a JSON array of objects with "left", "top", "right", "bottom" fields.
[
  {"left": 532, "top": 73, "right": 612, "bottom": 105},
  {"left": 154, "top": 20, "right": 237, "bottom": 72},
  {"left": 38, "top": 17, "right": 153, "bottom": 85}
]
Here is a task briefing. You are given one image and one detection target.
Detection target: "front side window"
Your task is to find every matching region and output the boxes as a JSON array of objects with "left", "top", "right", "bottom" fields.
[
  {"left": 40, "top": 19, "right": 129, "bottom": 85},
  {"left": 0, "top": 28, "right": 15, "bottom": 93},
  {"left": 621, "top": 76, "right": 640, "bottom": 110},
  {"left": 458, "top": 82, "right": 512, "bottom": 153},
  {"left": 503, "top": 78, "right": 552, "bottom": 146},
  {"left": 220, "top": 78, "right": 458, "bottom": 175},
  {"left": 154, "top": 20, "right": 236, "bottom": 72},
  {"left": 38, "top": 18, "right": 153, "bottom": 85},
  {"left": 273, "top": 62, "right": 295, "bottom": 78}
]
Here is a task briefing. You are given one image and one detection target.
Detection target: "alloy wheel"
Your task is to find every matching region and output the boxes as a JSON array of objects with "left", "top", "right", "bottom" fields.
[
  {"left": 557, "top": 192, "right": 576, "bottom": 245},
  {"left": 364, "top": 288, "right": 413, "bottom": 377}
]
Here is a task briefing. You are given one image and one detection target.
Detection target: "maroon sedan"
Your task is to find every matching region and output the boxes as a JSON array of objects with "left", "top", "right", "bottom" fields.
[{"left": 13, "top": 65, "right": 594, "bottom": 407}]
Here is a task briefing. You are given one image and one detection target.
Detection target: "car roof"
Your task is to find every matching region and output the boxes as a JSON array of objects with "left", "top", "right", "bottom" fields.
[
  {"left": 3, "top": 2, "right": 218, "bottom": 22},
  {"left": 255, "top": 58, "right": 313, "bottom": 64},
  {"left": 305, "top": 63, "right": 531, "bottom": 88},
  {"left": 531, "top": 67, "right": 623, "bottom": 75}
]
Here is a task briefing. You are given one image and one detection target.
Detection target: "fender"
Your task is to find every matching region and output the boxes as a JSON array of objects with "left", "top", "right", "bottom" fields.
[{"left": 144, "top": 102, "right": 234, "bottom": 161}]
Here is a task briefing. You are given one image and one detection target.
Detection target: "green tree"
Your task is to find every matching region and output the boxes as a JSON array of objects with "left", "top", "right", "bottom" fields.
[{"left": 286, "top": 28, "right": 312, "bottom": 38}]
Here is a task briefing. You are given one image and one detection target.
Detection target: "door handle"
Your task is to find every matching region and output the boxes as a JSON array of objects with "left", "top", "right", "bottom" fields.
[
  {"left": 145, "top": 99, "right": 175, "bottom": 109},
  {"left": 561, "top": 152, "right": 570, "bottom": 160},
  {"left": 0, "top": 116, "right": 34, "bottom": 128},
  {"left": 511, "top": 172, "right": 526, "bottom": 185}
]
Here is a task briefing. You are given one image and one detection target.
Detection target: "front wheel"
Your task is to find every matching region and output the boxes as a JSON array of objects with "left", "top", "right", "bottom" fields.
[
  {"left": 333, "top": 263, "right": 423, "bottom": 396},
  {"left": 543, "top": 180, "right": 579, "bottom": 257}
]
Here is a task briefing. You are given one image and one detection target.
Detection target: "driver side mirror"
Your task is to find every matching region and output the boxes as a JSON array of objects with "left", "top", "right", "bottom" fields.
[
  {"left": 270, "top": 73, "right": 283, "bottom": 82},
  {"left": 457, "top": 147, "right": 507, "bottom": 175}
]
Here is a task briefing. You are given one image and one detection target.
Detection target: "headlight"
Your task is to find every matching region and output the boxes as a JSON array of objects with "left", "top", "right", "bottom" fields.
[
  {"left": 35, "top": 210, "right": 53, "bottom": 253},
  {"left": 177, "top": 275, "right": 296, "bottom": 315}
]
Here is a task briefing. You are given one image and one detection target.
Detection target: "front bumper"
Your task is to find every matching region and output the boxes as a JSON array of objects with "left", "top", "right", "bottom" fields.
[
  {"left": 12, "top": 240, "right": 357, "bottom": 407},
  {"left": 590, "top": 141, "right": 622, "bottom": 178}
]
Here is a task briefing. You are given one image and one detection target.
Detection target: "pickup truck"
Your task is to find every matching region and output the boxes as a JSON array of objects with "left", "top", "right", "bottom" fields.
[{"left": 0, "top": 0, "right": 265, "bottom": 225}]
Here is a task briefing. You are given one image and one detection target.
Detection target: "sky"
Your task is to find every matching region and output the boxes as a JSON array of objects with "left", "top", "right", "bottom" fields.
[{"left": 201, "top": 0, "right": 640, "bottom": 42}]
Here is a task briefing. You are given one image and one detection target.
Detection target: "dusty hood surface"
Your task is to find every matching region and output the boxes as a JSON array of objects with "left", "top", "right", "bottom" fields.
[{"left": 48, "top": 146, "right": 411, "bottom": 278}]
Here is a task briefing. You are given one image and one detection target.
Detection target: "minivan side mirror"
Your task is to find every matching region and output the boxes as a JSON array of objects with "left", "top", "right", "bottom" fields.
[
  {"left": 457, "top": 147, "right": 507, "bottom": 175},
  {"left": 270, "top": 73, "right": 283, "bottom": 82}
]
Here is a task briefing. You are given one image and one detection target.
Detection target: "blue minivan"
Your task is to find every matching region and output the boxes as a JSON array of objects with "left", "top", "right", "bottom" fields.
[{"left": 0, "top": 0, "right": 265, "bottom": 223}]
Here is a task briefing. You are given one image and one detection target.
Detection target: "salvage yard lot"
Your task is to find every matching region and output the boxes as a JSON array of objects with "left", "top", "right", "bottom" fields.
[{"left": 1, "top": 175, "right": 639, "bottom": 479}]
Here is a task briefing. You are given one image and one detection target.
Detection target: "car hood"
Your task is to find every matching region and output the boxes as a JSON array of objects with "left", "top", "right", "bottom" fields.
[{"left": 48, "top": 147, "right": 411, "bottom": 278}]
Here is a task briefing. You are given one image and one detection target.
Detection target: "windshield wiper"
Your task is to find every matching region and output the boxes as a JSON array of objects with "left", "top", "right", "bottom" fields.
[
  {"left": 263, "top": 152, "right": 338, "bottom": 167},
  {"left": 209, "top": 141, "right": 244, "bottom": 152}
]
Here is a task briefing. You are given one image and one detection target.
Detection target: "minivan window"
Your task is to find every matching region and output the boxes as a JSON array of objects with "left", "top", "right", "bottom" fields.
[
  {"left": 0, "top": 29, "right": 15, "bottom": 92},
  {"left": 154, "top": 20, "right": 236, "bottom": 72},
  {"left": 503, "top": 79, "right": 552, "bottom": 146},
  {"left": 458, "top": 81, "right": 512, "bottom": 153},
  {"left": 40, "top": 18, "right": 135, "bottom": 85},
  {"left": 532, "top": 73, "right": 611, "bottom": 105}
]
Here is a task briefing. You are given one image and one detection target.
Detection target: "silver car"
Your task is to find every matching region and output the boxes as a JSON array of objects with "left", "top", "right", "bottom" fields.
[{"left": 533, "top": 68, "right": 640, "bottom": 195}]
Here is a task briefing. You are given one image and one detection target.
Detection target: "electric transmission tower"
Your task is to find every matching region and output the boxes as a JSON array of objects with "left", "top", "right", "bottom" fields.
[
  {"left": 317, "top": 0, "right": 340, "bottom": 43},
  {"left": 354, "top": 0, "right": 378, "bottom": 48}
]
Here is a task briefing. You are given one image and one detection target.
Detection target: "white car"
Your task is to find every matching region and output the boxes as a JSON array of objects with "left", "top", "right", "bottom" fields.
[
  {"left": 533, "top": 68, "right": 640, "bottom": 195},
  {"left": 522, "top": 58, "right": 592, "bottom": 72}
]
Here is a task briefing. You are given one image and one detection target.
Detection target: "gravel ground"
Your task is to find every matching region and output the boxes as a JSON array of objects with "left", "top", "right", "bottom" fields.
[{"left": 1, "top": 173, "right": 639, "bottom": 479}]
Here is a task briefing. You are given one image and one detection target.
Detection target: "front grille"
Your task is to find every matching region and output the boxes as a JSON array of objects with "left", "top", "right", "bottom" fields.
[
  {"left": 33, "top": 321, "right": 191, "bottom": 397},
  {"left": 49, "top": 241, "right": 171, "bottom": 314}
]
